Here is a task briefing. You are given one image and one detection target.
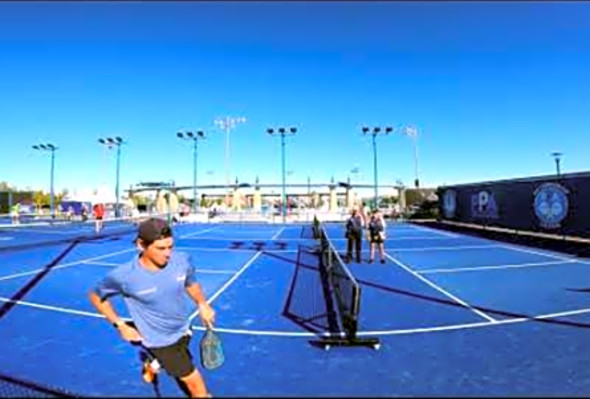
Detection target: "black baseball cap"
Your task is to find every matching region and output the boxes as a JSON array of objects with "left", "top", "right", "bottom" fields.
[{"left": 136, "top": 218, "right": 173, "bottom": 242}]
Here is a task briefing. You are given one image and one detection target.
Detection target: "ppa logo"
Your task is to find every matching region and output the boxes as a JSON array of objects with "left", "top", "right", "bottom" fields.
[
  {"left": 533, "top": 183, "right": 569, "bottom": 229},
  {"left": 470, "top": 190, "right": 499, "bottom": 219}
]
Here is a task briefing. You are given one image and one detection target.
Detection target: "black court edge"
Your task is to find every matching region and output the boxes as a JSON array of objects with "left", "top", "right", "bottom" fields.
[
  {"left": 0, "top": 372, "right": 85, "bottom": 398},
  {"left": 416, "top": 220, "right": 590, "bottom": 258}
]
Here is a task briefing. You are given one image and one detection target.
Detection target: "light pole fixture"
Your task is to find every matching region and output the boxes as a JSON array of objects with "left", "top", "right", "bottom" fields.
[
  {"left": 551, "top": 152, "right": 563, "bottom": 177},
  {"left": 32, "top": 143, "right": 58, "bottom": 218},
  {"left": 401, "top": 125, "right": 420, "bottom": 188},
  {"left": 214, "top": 116, "right": 246, "bottom": 197},
  {"left": 362, "top": 125, "right": 394, "bottom": 210},
  {"left": 267, "top": 126, "right": 297, "bottom": 223},
  {"left": 98, "top": 136, "right": 125, "bottom": 218},
  {"left": 177, "top": 130, "right": 206, "bottom": 212}
]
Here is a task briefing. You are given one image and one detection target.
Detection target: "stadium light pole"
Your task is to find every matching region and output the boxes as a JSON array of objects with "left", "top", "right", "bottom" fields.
[
  {"left": 214, "top": 116, "right": 246, "bottom": 203},
  {"left": 177, "top": 130, "right": 206, "bottom": 212},
  {"left": 362, "top": 126, "right": 394, "bottom": 210},
  {"left": 267, "top": 126, "right": 297, "bottom": 223},
  {"left": 401, "top": 125, "right": 420, "bottom": 188},
  {"left": 551, "top": 152, "right": 562, "bottom": 177},
  {"left": 98, "top": 136, "right": 125, "bottom": 218},
  {"left": 32, "top": 143, "right": 58, "bottom": 218}
]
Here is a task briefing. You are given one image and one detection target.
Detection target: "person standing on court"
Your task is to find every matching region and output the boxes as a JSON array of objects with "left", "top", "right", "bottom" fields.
[
  {"left": 368, "top": 209, "right": 387, "bottom": 264},
  {"left": 358, "top": 202, "right": 370, "bottom": 241},
  {"left": 345, "top": 206, "right": 365, "bottom": 263},
  {"left": 10, "top": 202, "right": 20, "bottom": 225},
  {"left": 93, "top": 202, "right": 105, "bottom": 233},
  {"left": 88, "top": 218, "right": 216, "bottom": 398}
]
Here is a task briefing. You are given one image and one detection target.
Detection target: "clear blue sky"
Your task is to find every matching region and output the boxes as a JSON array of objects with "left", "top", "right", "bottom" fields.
[{"left": 1, "top": 1, "right": 589, "bottom": 196}]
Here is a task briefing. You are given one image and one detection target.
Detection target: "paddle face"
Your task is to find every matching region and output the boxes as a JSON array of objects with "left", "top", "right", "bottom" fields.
[{"left": 200, "top": 328, "right": 224, "bottom": 370}]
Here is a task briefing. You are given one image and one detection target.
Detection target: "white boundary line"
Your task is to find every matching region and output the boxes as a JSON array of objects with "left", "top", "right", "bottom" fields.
[
  {"left": 82, "top": 261, "right": 121, "bottom": 267},
  {"left": 174, "top": 244, "right": 500, "bottom": 254},
  {"left": 0, "top": 296, "right": 107, "bottom": 318},
  {"left": 389, "top": 244, "right": 500, "bottom": 252},
  {"left": 499, "top": 243, "right": 590, "bottom": 265},
  {"left": 408, "top": 223, "right": 458, "bottom": 238},
  {"left": 182, "top": 235, "right": 452, "bottom": 241},
  {"left": 194, "top": 269, "right": 236, "bottom": 275},
  {"left": 194, "top": 306, "right": 590, "bottom": 337},
  {"left": 0, "top": 248, "right": 137, "bottom": 282},
  {"left": 418, "top": 259, "right": 579, "bottom": 274},
  {"left": 0, "top": 228, "right": 95, "bottom": 236},
  {"left": 188, "top": 251, "right": 264, "bottom": 322},
  {"left": 270, "top": 227, "right": 286, "bottom": 240},
  {"left": 179, "top": 226, "right": 222, "bottom": 239},
  {"left": 2, "top": 296, "right": 590, "bottom": 338},
  {"left": 385, "top": 252, "right": 497, "bottom": 322},
  {"left": 175, "top": 246, "right": 297, "bottom": 253}
]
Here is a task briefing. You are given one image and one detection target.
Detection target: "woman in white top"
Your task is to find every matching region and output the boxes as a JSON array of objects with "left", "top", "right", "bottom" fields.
[{"left": 367, "top": 209, "right": 387, "bottom": 264}]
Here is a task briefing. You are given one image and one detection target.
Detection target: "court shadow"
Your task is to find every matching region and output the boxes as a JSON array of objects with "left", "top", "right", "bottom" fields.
[
  {"left": 355, "top": 277, "right": 590, "bottom": 330},
  {"left": 265, "top": 249, "right": 590, "bottom": 331},
  {"left": 280, "top": 245, "right": 338, "bottom": 335}
]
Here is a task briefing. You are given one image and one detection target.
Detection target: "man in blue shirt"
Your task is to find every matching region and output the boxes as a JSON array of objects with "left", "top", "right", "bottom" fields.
[{"left": 89, "top": 218, "right": 216, "bottom": 398}]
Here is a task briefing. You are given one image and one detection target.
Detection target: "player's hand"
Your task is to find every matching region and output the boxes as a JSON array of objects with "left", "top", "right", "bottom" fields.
[
  {"left": 198, "top": 303, "right": 216, "bottom": 329},
  {"left": 118, "top": 323, "right": 144, "bottom": 343}
]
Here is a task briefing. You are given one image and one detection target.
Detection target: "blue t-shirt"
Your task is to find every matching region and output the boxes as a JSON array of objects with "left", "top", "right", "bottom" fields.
[{"left": 93, "top": 251, "right": 199, "bottom": 348}]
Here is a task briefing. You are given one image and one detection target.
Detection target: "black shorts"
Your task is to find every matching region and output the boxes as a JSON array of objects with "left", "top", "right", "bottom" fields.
[
  {"left": 149, "top": 334, "right": 195, "bottom": 379},
  {"left": 370, "top": 232, "right": 384, "bottom": 244},
  {"left": 95, "top": 216, "right": 103, "bottom": 221}
]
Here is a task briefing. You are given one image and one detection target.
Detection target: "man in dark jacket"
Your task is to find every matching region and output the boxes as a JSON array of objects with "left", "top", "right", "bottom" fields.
[{"left": 345, "top": 207, "right": 365, "bottom": 263}]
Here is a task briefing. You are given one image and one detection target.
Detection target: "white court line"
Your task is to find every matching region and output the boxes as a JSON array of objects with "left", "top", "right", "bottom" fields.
[
  {"left": 176, "top": 246, "right": 297, "bottom": 253},
  {"left": 82, "top": 261, "right": 121, "bottom": 267},
  {"left": 419, "top": 259, "right": 579, "bottom": 275},
  {"left": 194, "top": 269, "right": 236, "bottom": 275},
  {"left": 188, "top": 251, "right": 263, "bottom": 322},
  {"left": 408, "top": 223, "right": 458, "bottom": 238},
  {"left": 385, "top": 252, "right": 497, "bottom": 323},
  {"left": 0, "top": 228, "right": 89, "bottom": 236},
  {"left": 175, "top": 244, "right": 500, "bottom": 254},
  {"left": 499, "top": 244, "right": 590, "bottom": 265},
  {"left": 270, "top": 227, "right": 286, "bottom": 240},
  {"left": 389, "top": 244, "right": 500, "bottom": 252},
  {"left": 181, "top": 235, "right": 451, "bottom": 241},
  {"left": 0, "top": 248, "right": 137, "bottom": 282},
  {"left": 189, "top": 306, "right": 590, "bottom": 337},
  {"left": 182, "top": 236, "right": 308, "bottom": 241},
  {"left": 179, "top": 226, "right": 222, "bottom": 239},
  {"left": 0, "top": 296, "right": 107, "bottom": 318},
  {"left": 383, "top": 236, "right": 455, "bottom": 241},
  {"left": 3, "top": 294, "right": 590, "bottom": 339}
]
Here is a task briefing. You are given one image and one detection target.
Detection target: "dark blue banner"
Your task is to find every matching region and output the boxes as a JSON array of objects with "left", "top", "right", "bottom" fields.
[{"left": 438, "top": 172, "right": 590, "bottom": 238}]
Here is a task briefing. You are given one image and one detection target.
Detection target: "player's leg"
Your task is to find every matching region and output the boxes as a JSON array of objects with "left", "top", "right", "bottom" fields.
[
  {"left": 150, "top": 335, "right": 209, "bottom": 398},
  {"left": 345, "top": 235, "right": 353, "bottom": 263},
  {"left": 355, "top": 235, "right": 362, "bottom": 263}
]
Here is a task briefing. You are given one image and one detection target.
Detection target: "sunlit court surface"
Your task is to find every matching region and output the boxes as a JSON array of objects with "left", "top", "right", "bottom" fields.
[
  {"left": 1, "top": 219, "right": 590, "bottom": 397},
  {"left": 2, "top": 1, "right": 590, "bottom": 397}
]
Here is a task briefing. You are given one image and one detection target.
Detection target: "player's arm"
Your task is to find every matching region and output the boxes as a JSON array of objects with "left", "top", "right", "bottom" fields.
[
  {"left": 88, "top": 274, "right": 143, "bottom": 342},
  {"left": 186, "top": 283, "right": 215, "bottom": 328},
  {"left": 89, "top": 290, "right": 143, "bottom": 342}
]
